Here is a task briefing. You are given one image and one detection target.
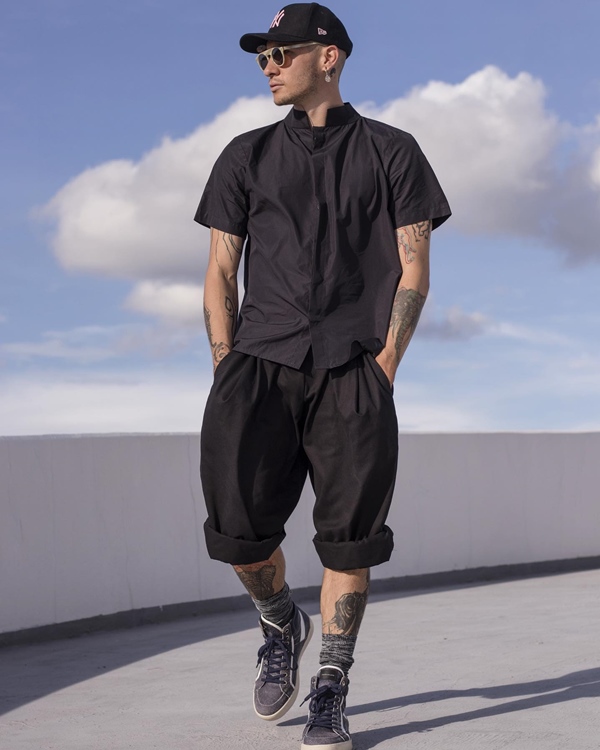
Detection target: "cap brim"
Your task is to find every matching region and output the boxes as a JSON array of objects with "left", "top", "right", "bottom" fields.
[{"left": 239, "top": 31, "right": 311, "bottom": 53}]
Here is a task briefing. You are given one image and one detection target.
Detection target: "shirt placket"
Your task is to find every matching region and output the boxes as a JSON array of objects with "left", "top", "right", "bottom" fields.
[{"left": 308, "top": 127, "right": 327, "bottom": 367}]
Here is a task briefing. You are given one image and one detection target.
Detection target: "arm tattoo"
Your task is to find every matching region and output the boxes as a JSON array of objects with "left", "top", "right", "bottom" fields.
[
  {"left": 222, "top": 296, "right": 237, "bottom": 354},
  {"left": 396, "top": 220, "right": 431, "bottom": 264},
  {"left": 225, "top": 295, "right": 235, "bottom": 322},
  {"left": 203, "top": 304, "right": 212, "bottom": 343},
  {"left": 205, "top": 231, "right": 240, "bottom": 367},
  {"left": 324, "top": 586, "right": 369, "bottom": 636},
  {"left": 414, "top": 220, "right": 431, "bottom": 241},
  {"left": 216, "top": 231, "right": 243, "bottom": 268},
  {"left": 234, "top": 564, "right": 276, "bottom": 601},
  {"left": 396, "top": 228, "right": 416, "bottom": 264},
  {"left": 389, "top": 286, "right": 427, "bottom": 360},
  {"left": 203, "top": 304, "right": 231, "bottom": 366}
]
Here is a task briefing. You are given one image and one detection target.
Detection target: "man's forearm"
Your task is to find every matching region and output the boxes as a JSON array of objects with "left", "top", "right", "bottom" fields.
[
  {"left": 203, "top": 270, "right": 238, "bottom": 369},
  {"left": 203, "top": 228, "right": 243, "bottom": 369},
  {"left": 376, "top": 220, "right": 431, "bottom": 382},
  {"left": 377, "top": 281, "right": 427, "bottom": 375}
]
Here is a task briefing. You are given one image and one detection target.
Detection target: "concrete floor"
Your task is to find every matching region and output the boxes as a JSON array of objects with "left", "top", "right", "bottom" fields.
[{"left": 1, "top": 569, "right": 599, "bottom": 750}]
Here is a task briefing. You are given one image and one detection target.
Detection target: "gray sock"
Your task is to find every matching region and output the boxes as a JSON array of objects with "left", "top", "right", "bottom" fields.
[
  {"left": 319, "top": 633, "right": 357, "bottom": 675},
  {"left": 253, "top": 582, "right": 295, "bottom": 627}
]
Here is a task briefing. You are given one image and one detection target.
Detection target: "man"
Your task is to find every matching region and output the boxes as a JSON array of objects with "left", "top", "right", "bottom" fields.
[{"left": 195, "top": 4, "right": 451, "bottom": 748}]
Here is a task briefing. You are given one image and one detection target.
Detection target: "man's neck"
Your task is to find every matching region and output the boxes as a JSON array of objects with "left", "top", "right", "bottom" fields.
[{"left": 294, "top": 92, "right": 345, "bottom": 127}]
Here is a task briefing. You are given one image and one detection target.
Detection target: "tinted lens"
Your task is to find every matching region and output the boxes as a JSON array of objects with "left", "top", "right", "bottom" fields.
[
  {"left": 258, "top": 53, "right": 269, "bottom": 70},
  {"left": 271, "top": 47, "right": 285, "bottom": 66}
]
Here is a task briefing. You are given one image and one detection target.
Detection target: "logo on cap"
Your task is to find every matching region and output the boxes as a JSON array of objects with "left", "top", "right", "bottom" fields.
[
  {"left": 270, "top": 9, "right": 285, "bottom": 28},
  {"left": 318, "top": 27, "right": 327, "bottom": 35}
]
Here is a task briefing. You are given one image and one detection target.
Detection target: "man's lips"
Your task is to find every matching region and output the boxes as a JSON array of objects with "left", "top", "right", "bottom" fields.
[{"left": 269, "top": 82, "right": 283, "bottom": 90}]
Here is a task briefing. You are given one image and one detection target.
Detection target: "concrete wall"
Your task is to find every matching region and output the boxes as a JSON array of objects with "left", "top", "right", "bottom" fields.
[{"left": 1, "top": 433, "right": 599, "bottom": 636}]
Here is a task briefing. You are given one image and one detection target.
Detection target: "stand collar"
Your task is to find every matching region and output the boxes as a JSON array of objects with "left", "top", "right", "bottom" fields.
[{"left": 285, "top": 103, "right": 359, "bottom": 129}]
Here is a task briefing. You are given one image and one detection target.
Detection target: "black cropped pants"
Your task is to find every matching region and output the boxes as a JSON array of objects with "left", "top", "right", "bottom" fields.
[{"left": 200, "top": 349, "right": 399, "bottom": 571}]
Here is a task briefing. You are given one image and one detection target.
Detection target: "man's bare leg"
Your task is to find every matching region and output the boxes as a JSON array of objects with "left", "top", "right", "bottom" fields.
[
  {"left": 298, "top": 568, "right": 368, "bottom": 748},
  {"left": 233, "top": 545, "right": 296, "bottom": 627},
  {"left": 320, "top": 567, "right": 370, "bottom": 673},
  {"left": 235, "top": 546, "right": 313, "bottom": 721},
  {"left": 322, "top": 567, "right": 370, "bottom": 635},
  {"left": 233, "top": 546, "right": 287, "bottom": 601}
]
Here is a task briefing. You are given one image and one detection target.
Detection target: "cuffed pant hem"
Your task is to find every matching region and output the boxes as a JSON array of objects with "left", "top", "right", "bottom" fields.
[
  {"left": 204, "top": 521, "right": 286, "bottom": 565},
  {"left": 312, "top": 526, "right": 394, "bottom": 570}
]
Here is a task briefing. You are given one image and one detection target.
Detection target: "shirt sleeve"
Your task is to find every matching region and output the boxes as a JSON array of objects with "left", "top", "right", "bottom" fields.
[
  {"left": 194, "top": 137, "right": 249, "bottom": 237},
  {"left": 386, "top": 133, "right": 452, "bottom": 231}
]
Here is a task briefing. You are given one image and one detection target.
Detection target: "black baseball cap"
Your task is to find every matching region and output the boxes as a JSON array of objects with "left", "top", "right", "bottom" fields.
[{"left": 240, "top": 3, "right": 353, "bottom": 57}]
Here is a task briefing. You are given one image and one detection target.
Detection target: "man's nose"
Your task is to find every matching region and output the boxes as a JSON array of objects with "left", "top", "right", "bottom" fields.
[{"left": 262, "top": 57, "right": 279, "bottom": 76}]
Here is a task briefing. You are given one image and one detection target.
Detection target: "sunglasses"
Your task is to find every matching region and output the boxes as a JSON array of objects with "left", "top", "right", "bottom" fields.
[{"left": 256, "top": 42, "right": 321, "bottom": 70}]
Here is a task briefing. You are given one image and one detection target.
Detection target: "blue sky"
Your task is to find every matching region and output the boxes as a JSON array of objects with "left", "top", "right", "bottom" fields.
[{"left": 2, "top": 0, "right": 600, "bottom": 434}]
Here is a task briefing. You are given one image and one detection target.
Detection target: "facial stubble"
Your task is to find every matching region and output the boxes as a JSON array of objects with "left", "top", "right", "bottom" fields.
[{"left": 271, "top": 56, "right": 323, "bottom": 107}]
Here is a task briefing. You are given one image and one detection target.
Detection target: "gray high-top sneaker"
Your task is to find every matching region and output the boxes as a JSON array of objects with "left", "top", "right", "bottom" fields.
[
  {"left": 253, "top": 604, "right": 313, "bottom": 721},
  {"left": 300, "top": 665, "right": 352, "bottom": 750}
]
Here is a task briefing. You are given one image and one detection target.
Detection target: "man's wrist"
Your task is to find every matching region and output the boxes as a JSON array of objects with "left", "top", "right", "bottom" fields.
[
  {"left": 375, "top": 349, "right": 398, "bottom": 385},
  {"left": 212, "top": 344, "right": 232, "bottom": 371}
]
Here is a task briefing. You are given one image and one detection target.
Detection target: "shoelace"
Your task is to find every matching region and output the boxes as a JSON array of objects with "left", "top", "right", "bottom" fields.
[
  {"left": 301, "top": 682, "right": 344, "bottom": 729},
  {"left": 256, "top": 635, "right": 293, "bottom": 684}
]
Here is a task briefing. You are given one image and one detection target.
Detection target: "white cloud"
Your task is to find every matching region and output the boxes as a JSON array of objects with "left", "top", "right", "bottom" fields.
[
  {"left": 0, "top": 324, "right": 202, "bottom": 365},
  {"left": 2, "top": 338, "right": 112, "bottom": 364},
  {"left": 4, "top": 353, "right": 599, "bottom": 436},
  {"left": 2, "top": 325, "right": 599, "bottom": 436},
  {"left": 124, "top": 281, "right": 204, "bottom": 325},
  {"left": 0, "top": 370, "right": 212, "bottom": 436},
  {"left": 418, "top": 305, "right": 488, "bottom": 341},
  {"left": 39, "top": 66, "right": 600, "bottom": 327},
  {"left": 546, "top": 139, "right": 600, "bottom": 263},
  {"left": 590, "top": 145, "right": 600, "bottom": 188},
  {"left": 2, "top": 326, "right": 119, "bottom": 364},
  {"left": 40, "top": 96, "right": 282, "bottom": 281},
  {"left": 393, "top": 395, "right": 489, "bottom": 432},
  {"left": 360, "top": 66, "right": 563, "bottom": 238},
  {"left": 484, "top": 320, "right": 570, "bottom": 346},
  {"left": 416, "top": 300, "right": 569, "bottom": 345},
  {"left": 535, "top": 352, "right": 600, "bottom": 397},
  {"left": 0, "top": 368, "right": 489, "bottom": 436}
]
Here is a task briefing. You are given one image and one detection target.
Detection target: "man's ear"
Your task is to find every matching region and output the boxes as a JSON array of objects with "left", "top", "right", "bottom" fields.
[{"left": 324, "top": 45, "right": 340, "bottom": 69}]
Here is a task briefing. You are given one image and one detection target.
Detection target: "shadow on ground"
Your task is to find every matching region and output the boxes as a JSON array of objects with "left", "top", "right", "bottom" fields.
[
  {"left": 281, "top": 667, "right": 600, "bottom": 749},
  {"left": 2, "top": 574, "right": 597, "bottom": 728},
  {"left": 0, "top": 603, "right": 271, "bottom": 717},
  {"left": 0, "top": 578, "right": 514, "bottom": 718}
]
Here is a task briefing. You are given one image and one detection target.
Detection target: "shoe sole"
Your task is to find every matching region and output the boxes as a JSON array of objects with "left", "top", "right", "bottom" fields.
[
  {"left": 300, "top": 739, "right": 352, "bottom": 750},
  {"left": 254, "top": 614, "right": 314, "bottom": 722}
]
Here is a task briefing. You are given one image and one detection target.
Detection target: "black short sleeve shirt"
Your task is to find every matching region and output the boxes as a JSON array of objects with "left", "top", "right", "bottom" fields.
[{"left": 195, "top": 104, "right": 451, "bottom": 369}]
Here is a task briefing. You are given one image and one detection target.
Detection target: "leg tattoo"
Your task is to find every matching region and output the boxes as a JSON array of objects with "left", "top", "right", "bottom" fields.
[
  {"left": 324, "top": 575, "right": 370, "bottom": 636},
  {"left": 234, "top": 563, "right": 277, "bottom": 601}
]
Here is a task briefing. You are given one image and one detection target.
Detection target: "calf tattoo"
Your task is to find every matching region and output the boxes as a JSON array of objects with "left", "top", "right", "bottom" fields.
[
  {"left": 234, "top": 563, "right": 277, "bottom": 601},
  {"left": 324, "top": 585, "right": 370, "bottom": 636}
]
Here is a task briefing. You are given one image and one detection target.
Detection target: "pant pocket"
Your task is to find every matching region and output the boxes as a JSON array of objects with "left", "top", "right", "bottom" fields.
[{"left": 365, "top": 352, "right": 394, "bottom": 394}]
